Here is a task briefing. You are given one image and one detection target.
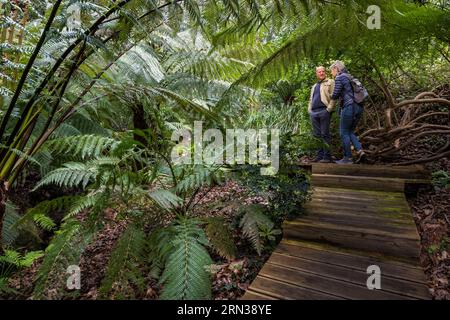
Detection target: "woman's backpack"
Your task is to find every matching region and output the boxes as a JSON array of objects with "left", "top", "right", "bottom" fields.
[{"left": 345, "top": 74, "right": 369, "bottom": 104}]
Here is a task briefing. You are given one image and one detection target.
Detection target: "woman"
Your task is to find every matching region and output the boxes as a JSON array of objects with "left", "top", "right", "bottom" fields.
[{"left": 330, "top": 60, "right": 365, "bottom": 164}]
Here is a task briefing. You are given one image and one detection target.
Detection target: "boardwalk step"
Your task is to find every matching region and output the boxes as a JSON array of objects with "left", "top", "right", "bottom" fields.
[
  {"left": 268, "top": 252, "right": 430, "bottom": 299},
  {"left": 243, "top": 164, "right": 430, "bottom": 300},
  {"left": 258, "top": 263, "right": 413, "bottom": 300},
  {"left": 283, "top": 220, "right": 421, "bottom": 263},
  {"left": 311, "top": 174, "right": 405, "bottom": 192},
  {"left": 311, "top": 163, "right": 430, "bottom": 181},
  {"left": 311, "top": 186, "right": 405, "bottom": 200},
  {"left": 278, "top": 239, "right": 427, "bottom": 282}
]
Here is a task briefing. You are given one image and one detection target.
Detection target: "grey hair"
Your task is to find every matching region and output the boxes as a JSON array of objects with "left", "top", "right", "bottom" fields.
[
  {"left": 316, "top": 66, "right": 325, "bottom": 72},
  {"left": 330, "top": 60, "right": 346, "bottom": 73}
]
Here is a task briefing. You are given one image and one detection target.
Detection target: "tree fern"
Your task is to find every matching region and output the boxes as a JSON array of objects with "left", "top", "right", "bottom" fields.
[
  {"left": 176, "top": 165, "right": 221, "bottom": 193},
  {"left": 204, "top": 217, "right": 236, "bottom": 261},
  {"left": 149, "top": 189, "right": 183, "bottom": 212},
  {"left": 99, "top": 222, "right": 146, "bottom": 299},
  {"left": 33, "top": 162, "right": 98, "bottom": 190},
  {"left": 65, "top": 190, "right": 108, "bottom": 220},
  {"left": 46, "top": 135, "right": 118, "bottom": 159},
  {"left": 239, "top": 204, "right": 273, "bottom": 256},
  {"left": 159, "top": 218, "right": 212, "bottom": 300}
]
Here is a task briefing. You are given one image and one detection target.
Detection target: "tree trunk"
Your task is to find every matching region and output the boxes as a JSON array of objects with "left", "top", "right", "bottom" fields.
[
  {"left": 0, "top": 180, "right": 7, "bottom": 253},
  {"left": 132, "top": 103, "right": 148, "bottom": 146}
]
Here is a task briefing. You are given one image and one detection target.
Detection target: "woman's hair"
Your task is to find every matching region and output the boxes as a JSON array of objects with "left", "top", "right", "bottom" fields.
[{"left": 330, "top": 60, "right": 347, "bottom": 73}]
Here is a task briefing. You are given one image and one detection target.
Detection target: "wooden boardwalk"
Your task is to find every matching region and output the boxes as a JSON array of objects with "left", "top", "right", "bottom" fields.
[{"left": 243, "top": 163, "right": 431, "bottom": 300}]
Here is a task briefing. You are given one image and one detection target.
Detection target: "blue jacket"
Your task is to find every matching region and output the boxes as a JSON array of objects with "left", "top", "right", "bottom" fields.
[{"left": 331, "top": 71, "right": 354, "bottom": 107}]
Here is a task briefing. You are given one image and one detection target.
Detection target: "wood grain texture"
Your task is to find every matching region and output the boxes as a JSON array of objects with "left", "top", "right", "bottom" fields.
[{"left": 242, "top": 164, "right": 431, "bottom": 300}]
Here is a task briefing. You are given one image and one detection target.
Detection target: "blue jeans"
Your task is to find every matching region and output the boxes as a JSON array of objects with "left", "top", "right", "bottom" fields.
[
  {"left": 310, "top": 109, "right": 331, "bottom": 159},
  {"left": 339, "top": 104, "right": 363, "bottom": 158}
]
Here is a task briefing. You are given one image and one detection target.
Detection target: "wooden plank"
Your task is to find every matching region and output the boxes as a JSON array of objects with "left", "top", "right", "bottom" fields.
[
  {"left": 277, "top": 240, "right": 427, "bottom": 283},
  {"left": 303, "top": 204, "right": 414, "bottom": 223},
  {"left": 284, "top": 219, "right": 419, "bottom": 241},
  {"left": 248, "top": 276, "right": 343, "bottom": 300},
  {"left": 241, "top": 290, "right": 277, "bottom": 300},
  {"left": 259, "top": 263, "right": 413, "bottom": 300},
  {"left": 309, "top": 195, "right": 410, "bottom": 208},
  {"left": 304, "top": 201, "right": 412, "bottom": 218},
  {"left": 268, "top": 252, "right": 430, "bottom": 299},
  {"left": 299, "top": 214, "right": 418, "bottom": 235},
  {"left": 298, "top": 203, "right": 415, "bottom": 227},
  {"left": 311, "top": 174, "right": 405, "bottom": 192},
  {"left": 283, "top": 222, "right": 421, "bottom": 262},
  {"left": 311, "top": 163, "right": 430, "bottom": 180},
  {"left": 312, "top": 186, "right": 405, "bottom": 199}
]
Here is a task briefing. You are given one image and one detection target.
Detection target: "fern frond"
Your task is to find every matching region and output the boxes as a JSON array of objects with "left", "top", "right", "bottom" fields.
[
  {"left": 159, "top": 218, "right": 212, "bottom": 300},
  {"left": 17, "top": 196, "right": 78, "bottom": 231},
  {"left": 46, "top": 135, "right": 118, "bottom": 159},
  {"left": 176, "top": 165, "right": 221, "bottom": 193},
  {"left": 149, "top": 189, "right": 183, "bottom": 211},
  {"left": 32, "top": 219, "right": 98, "bottom": 299},
  {"left": 2, "top": 201, "right": 20, "bottom": 246},
  {"left": 239, "top": 204, "right": 272, "bottom": 256},
  {"left": 204, "top": 217, "right": 236, "bottom": 261},
  {"left": 33, "top": 162, "right": 97, "bottom": 190},
  {"left": 65, "top": 191, "right": 107, "bottom": 220},
  {"left": 99, "top": 222, "right": 146, "bottom": 299}
]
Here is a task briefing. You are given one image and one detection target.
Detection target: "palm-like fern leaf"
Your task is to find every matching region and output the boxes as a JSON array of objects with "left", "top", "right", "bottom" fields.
[
  {"left": 159, "top": 218, "right": 212, "bottom": 300},
  {"left": 239, "top": 204, "right": 272, "bottom": 256},
  {"left": 46, "top": 135, "right": 118, "bottom": 159},
  {"left": 204, "top": 217, "right": 236, "bottom": 261},
  {"left": 33, "top": 162, "right": 98, "bottom": 190},
  {"left": 99, "top": 222, "right": 146, "bottom": 299}
]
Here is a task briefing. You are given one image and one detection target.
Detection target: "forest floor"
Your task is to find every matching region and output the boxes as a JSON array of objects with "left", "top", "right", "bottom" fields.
[
  {"left": 5, "top": 180, "right": 274, "bottom": 300},
  {"left": 407, "top": 157, "right": 450, "bottom": 300}
]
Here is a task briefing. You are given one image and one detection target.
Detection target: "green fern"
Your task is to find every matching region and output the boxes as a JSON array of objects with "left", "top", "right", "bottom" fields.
[
  {"left": 147, "top": 226, "right": 177, "bottom": 280},
  {"left": 46, "top": 135, "right": 118, "bottom": 159},
  {"left": 99, "top": 222, "right": 146, "bottom": 299},
  {"left": 2, "top": 201, "right": 20, "bottom": 246},
  {"left": 204, "top": 217, "right": 236, "bottom": 261},
  {"left": 33, "top": 162, "right": 98, "bottom": 190},
  {"left": 159, "top": 218, "right": 212, "bottom": 300},
  {"left": 65, "top": 191, "right": 108, "bottom": 220},
  {"left": 176, "top": 165, "right": 222, "bottom": 193},
  {"left": 149, "top": 189, "right": 183, "bottom": 211},
  {"left": 18, "top": 196, "right": 80, "bottom": 231},
  {"left": 32, "top": 219, "right": 97, "bottom": 299},
  {"left": 239, "top": 204, "right": 273, "bottom": 256}
]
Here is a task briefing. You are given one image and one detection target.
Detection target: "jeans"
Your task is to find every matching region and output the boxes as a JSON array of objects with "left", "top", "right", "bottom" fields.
[
  {"left": 310, "top": 109, "right": 331, "bottom": 159},
  {"left": 339, "top": 103, "right": 363, "bottom": 158}
]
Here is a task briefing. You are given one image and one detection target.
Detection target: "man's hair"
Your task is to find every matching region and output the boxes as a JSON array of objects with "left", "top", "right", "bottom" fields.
[{"left": 316, "top": 66, "right": 326, "bottom": 72}]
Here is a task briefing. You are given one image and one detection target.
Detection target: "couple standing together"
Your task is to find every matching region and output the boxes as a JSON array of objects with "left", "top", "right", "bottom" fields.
[{"left": 308, "top": 60, "right": 366, "bottom": 164}]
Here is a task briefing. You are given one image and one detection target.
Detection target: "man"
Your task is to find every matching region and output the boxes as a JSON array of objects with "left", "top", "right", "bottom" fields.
[{"left": 308, "top": 66, "right": 336, "bottom": 163}]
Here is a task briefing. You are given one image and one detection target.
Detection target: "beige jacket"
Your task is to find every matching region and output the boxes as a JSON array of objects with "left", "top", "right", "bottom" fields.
[{"left": 308, "top": 78, "right": 336, "bottom": 113}]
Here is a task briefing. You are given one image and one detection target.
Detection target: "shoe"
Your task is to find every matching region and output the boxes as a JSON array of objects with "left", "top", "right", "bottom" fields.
[
  {"left": 355, "top": 150, "right": 366, "bottom": 164},
  {"left": 335, "top": 157, "right": 353, "bottom": 164},
  {"left": 318, "top": 158, "right": 332, "bottom": 163}
]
